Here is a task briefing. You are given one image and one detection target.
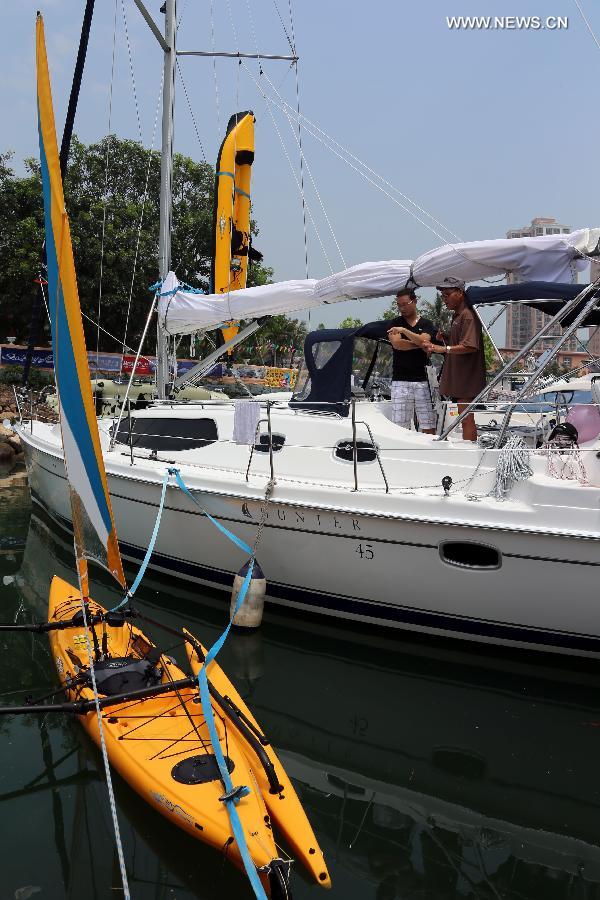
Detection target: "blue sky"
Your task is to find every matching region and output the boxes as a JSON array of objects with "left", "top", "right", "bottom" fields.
[{"left": 2, "top": 1, "right": 599, "bottom": 335}]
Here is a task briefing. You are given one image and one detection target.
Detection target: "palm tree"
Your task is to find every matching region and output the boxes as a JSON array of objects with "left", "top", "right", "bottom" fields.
[{"left": 418, "top": 294, "right": 453, "bottom": 333}]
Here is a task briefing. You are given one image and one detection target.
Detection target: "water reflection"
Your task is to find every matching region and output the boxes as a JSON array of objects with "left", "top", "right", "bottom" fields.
[{"left": 4, "top": 496, "right": 600, "bottom": 898}]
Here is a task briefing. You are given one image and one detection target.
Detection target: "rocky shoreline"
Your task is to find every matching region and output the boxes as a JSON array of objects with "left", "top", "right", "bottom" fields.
[{"left": 0, "top": 385, "right": 58, "bottom": 476}]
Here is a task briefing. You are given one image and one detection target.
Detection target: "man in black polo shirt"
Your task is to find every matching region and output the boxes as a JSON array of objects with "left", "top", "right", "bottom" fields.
[{"left": 386, "top": 289, "right": 439, "bottom": 433}]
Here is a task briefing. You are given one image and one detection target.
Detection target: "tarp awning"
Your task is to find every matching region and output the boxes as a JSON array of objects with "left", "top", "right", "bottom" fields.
[{"left": 158, "top": 228, "right": 600, "bottom": 334}]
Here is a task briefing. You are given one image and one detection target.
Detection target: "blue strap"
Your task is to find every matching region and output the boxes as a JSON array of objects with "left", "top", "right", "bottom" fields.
[
  {"left": 196, "top": 560, "right": 267, "bottom": 899},
  {"left": 234, "top": 186, "right": 251, "bottom": 199},
  {"left": 170, "top": 467, "right": 267, "bottom": 897},
  {"left": 169, "top": 468, "right": 253, "bottom": 556},
  {"left": 109, "top": 465, "right": 267, "bottom": 898},
  {"left": 111, "top": 469, "right": 171, "bottom": 611},
  {"left": 216, "top": 169, "right": 235, "bottom": 179},
  {"left": 149, "top": 279, "right": 206, "bottom": 297}
]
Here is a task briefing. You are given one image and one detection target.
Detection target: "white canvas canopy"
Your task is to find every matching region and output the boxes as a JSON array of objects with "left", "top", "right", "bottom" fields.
[{"left": 158, "top": 228, "right": 600, "bottom": 335}]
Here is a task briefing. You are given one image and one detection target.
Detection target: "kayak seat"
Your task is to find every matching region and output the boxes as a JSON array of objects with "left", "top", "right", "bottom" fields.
[{"left": 91, "top": 656, "right": 162, "bottom": 696}]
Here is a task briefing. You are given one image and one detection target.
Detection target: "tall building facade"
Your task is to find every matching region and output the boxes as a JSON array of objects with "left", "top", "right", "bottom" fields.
[{"left": 504, "top": 217, "right": 579, "bottom": 352}]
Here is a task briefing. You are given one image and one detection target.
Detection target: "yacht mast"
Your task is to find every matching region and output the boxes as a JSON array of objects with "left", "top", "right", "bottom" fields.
[
  {"left": 133, "top": 0, "right": 297, "bottom": 398},
  {"left": 156, "top": 0, "right": 176, "bottom": 399}
]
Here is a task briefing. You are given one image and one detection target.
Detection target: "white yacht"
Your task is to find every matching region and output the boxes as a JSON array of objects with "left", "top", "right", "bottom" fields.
[{"left": 18, "top": 250, "right": 600, "bottom": 658}]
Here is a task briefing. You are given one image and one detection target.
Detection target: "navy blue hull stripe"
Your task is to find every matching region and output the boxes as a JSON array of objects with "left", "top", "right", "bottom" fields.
[
  {"left": 118, "top": 539, "right": 600, "bottom": 653},
  {"left": 29, "top": 491, "right": 600, "bottom": 655}
]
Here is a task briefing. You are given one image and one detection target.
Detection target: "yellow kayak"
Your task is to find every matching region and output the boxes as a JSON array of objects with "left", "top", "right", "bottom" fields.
[
  {"left": 185, "top": 630, "right": 331, "bottom": 889},
  {"left": 48, "top": 575, "right": 292, "bottom": 897}
]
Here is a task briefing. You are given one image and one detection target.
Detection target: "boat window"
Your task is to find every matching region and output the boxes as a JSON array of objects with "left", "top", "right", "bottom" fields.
[
  {"left": 111, "top": 417, "right": 218, "bottom": 452},
  {"left": 352, "top": 338, "right": 393, "bottom": 394},
  {"left": 334, "top": 440, "right": 378, "bottom": 463},
  {"left": 312, "top": 341, "right": 341, "bottom": 369},
  {"left": 292, "top": 368, "right": 311, "bottom": 402},
  {"left": 439, "top": 541, "right": 501, "bottom": 570},
  {"left": 254, "top": 433, "right": 286, "bottom": 453}
]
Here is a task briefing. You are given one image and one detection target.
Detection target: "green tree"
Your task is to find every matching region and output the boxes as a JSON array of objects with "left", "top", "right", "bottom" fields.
[
  {"left": 382, "top": 302, "right": 398, "bottom": 321},
  {"left": 418, "top": 293, "right": 453, "bottom": 333},
  {"left": 338, "top": 316, "right": 363, "bottom": 329},
  {"left": 483, "top": 332, "right": 498, "bottom": 372},
  {"left": 0, "top": 136, "right": 273, "bottom": 351},
  {"left": 249, "top": 315, "right": 307, "bottom": 367}
]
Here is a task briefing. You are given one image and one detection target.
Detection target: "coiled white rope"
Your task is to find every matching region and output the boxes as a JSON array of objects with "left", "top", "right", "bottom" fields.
[{"left": 489, "top": 435, "right": 533, "bottom": 501}]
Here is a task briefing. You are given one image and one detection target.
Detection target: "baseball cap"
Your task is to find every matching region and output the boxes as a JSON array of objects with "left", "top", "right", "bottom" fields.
[{"left": 436, "top": 277, "right": 465, "bottom": 291}]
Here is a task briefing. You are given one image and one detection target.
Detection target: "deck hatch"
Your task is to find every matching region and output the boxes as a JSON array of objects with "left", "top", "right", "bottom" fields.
[{"left": 171, "top": 754, "right": 235, "bottom": 785}]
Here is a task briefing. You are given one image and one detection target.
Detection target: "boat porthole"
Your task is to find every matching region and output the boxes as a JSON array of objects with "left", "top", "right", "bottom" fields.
[
  {"left": 432, "top": 746, "right": 486, "bottom": 779},
  {"left": 334, "top": 439, "right": 378, "bottom": 463},
  {"left": 439, "top": 540, "right": 501, "bottom": 570}
]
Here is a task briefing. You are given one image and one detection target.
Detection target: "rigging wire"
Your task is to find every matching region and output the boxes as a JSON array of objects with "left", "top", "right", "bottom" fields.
[
  {"left": 573, "top": 0, "right": 600, "bottom": 52},
  {"left": 261, "top": 85, "right": 462, "bottom": 243},
  {"left": 248, "top": 72, "right": 335, "bottom": 273},
  {"left": 286, "top": 0, "right": 310, "bottom": 280},
  {"left": 257, "top": 81, "right": 458, "bottom": 245},
  {"left": 210, "top": 0, "right": 222, "bottom": 135},
  {"left": 118, "top": 72, "right": 165, "bottom": 377},
  {"left": 242, "top": 0, "right": 314, "bottom": 277},
  {"left": 176, "top": 61, "right": 208, "bottom": 163},
  {"left": 95, "top": 0, "right": 119, "bottom": 374},
  {"left": 170, "top": 63, "right": 211, "bottom": 276},
  {"left": 271, "top": 0, "right": 294, "bottom": 52},
  {"left": 249, "top": 63, "right": 346, "bottom": 269},
  {"left": 120, "top": 0, "right": 143, "bottom": 143}
]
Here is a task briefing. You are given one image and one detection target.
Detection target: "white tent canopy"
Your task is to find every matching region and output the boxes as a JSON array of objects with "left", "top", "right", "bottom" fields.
[{"left": 158, "top": 228, "right": 600, "bottom": 335}]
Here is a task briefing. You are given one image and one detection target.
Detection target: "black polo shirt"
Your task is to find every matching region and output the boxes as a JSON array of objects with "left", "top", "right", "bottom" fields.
[{"left": 388, "top": 316, "right": 438, "bottom": 382}]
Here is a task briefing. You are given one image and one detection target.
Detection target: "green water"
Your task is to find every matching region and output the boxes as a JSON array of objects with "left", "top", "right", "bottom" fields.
[{"left": 3, "top": 474, "right": 600, "bottom": 899}]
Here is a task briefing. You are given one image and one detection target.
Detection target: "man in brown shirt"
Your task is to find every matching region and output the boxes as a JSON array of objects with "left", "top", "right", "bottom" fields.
[{"left": 423, "top": 279, "right": 486, "bottom": 441}]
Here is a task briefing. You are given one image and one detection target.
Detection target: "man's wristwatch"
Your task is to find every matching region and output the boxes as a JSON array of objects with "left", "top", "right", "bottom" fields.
[{"left": 446, "top": 345, "right": 451, "bottom": 354}]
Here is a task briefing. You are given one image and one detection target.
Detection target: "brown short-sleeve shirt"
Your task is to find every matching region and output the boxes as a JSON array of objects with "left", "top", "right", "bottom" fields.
[{"left": 438, "top": 306, "right": 486, "bottom": 400}]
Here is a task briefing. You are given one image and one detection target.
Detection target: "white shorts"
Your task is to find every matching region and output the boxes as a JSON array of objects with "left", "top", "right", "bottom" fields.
[{"left": 391, "top": 380, "right": 436, "bottom": 430}]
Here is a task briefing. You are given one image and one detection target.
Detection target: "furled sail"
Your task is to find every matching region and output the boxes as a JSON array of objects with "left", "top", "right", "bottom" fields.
[
  {"left": 36, "top": 14, "right": 125, "bottom": 594},
  {"left": 211, "top": 111, "right": 257, "bottom": 345},
  {"left": 159, "top": 228, "right": 600, "bottom": 335}
]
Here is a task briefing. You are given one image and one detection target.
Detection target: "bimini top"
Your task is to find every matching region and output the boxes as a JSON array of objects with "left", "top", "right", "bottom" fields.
[
  {"left": 466, "top": 281, "right": 600, "bottom": 326},
  {"left": 288, "top": 281, "right": 600, "bottom": 416},
  {"left": 157, "top": 228, "right": 600, "bottom": 335}
]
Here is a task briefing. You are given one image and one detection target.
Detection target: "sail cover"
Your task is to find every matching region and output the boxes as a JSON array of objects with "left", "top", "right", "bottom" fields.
[
  {"left": 36, "top": 15, "right": 125, "bottom": 591},
  {"left": 212, "top": 111, "right": 256, "bottom": 345},
  {"left": 159, "top": 229, "right": 600, "bottom": 334}
]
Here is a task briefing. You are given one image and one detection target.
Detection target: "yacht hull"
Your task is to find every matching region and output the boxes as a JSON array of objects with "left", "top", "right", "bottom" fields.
[{"left": 21, "top": 431, "right": 600, "bottom": 658}]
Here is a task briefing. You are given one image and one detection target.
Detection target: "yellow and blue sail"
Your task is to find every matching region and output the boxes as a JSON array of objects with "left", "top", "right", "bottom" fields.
[{"left": 36, "top": 14, "right": 125, "bottom": 590}]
